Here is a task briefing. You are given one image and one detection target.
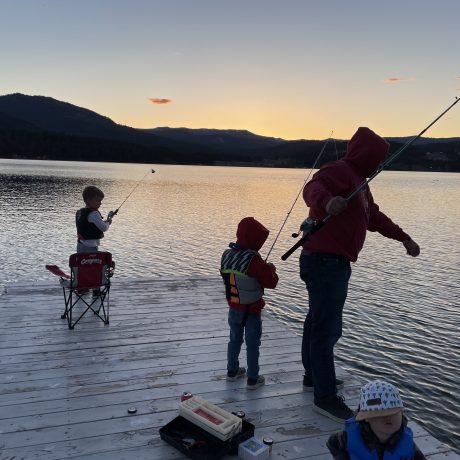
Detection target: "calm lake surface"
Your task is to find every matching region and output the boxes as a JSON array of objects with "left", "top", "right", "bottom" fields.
[{"left": 1, "top": 159, "right": 459, "bottom": 451}]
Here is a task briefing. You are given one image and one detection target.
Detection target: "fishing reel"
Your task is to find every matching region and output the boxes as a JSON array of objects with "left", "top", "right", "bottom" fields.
[
  {"left": 107, "top": 209, "right": 118, "bottom": 220},
  {"left": 292, "top": 217, "right": 316, "bottom": 238}
]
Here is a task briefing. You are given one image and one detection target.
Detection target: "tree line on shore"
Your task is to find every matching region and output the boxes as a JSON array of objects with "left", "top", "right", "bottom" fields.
[{"left": 0, "top": 93, "right": 459, "bottom": 171}]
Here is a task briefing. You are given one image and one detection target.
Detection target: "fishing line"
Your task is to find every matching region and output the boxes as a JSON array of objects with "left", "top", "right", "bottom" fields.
[
  {"left": 281, "top": 96, "right": 460, "bottom": 261},
  {"left": 332, "top": 137, "right": 339, "bottom": 160},
  {"left": 265, "top": 131, "right": 334, "bottom": 261},
  {"left": 108, "top": 168, "right": 155, "bottom": 218},
  {"left": 289, "top": 135, "right": 343, "bottom": 239}
]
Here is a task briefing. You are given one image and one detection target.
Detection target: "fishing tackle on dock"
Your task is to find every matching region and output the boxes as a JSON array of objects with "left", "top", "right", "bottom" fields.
[
  {"left": 265, "top": 132, "right": 336, "bottom": 261},
  {"left": 108, "top": 168, "right": 155, "bottom": 219},
  {"left": 281, "top": 97, "right": 460, "bottom": 261}
]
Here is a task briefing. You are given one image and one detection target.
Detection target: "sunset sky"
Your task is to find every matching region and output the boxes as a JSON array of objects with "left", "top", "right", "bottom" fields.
[{"left": 1, "top": 0, "right": 459, "bottom": 140}]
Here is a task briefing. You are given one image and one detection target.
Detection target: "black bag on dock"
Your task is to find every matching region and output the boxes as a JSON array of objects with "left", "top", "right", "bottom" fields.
[{"left": 159, "top": 415, "right": 254, "bottom": 459}]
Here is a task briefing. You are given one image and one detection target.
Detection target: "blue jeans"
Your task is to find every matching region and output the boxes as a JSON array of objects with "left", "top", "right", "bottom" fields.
[
  {"left": 77, "top": 242, "right": 98, "bottom": 253},
  {"left": 299, "top": 252, "right": 351, "bottom": 400},
  {"left": 227, "top": 308, "right": 262, "bottom": 381}
]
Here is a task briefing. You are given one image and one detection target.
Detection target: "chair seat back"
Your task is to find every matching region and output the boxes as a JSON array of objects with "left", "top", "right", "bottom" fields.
[{"left": 69, "top": 252, "right": 113, "bottom": 289}]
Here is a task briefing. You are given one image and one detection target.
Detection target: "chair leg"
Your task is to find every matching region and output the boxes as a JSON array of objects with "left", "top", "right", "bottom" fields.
[
  {"left": 105, "top": 288, "right": 110, "bottom": 324},
  {"left": 61, "top": 285, "right": 111, "bottom": 329},
  {"left": 93, "top": 287, "right": 109, "bottom": 324},
  {"left": 67, "top": 290, "right": 91, "bottom": 329},
  {"left": 64, "top": 289, "right": 74, "bottom": 329},
  {"left": 61, "top": 287, "right": 69, "bottom": 319},
  {"left": 68, "top": 290, "right": 75, "bottom": 329}
]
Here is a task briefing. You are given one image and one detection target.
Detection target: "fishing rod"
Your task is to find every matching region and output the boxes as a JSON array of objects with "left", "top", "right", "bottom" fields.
[
  {"left": 108, "top": 168, "right": 156, "bottom": 219},
  {"left": 291, "top": 134, "right": 340, "bottom": 239},
  {"left": 265, "top": 132, "right": 334, "bottom": 261},
  {"left": 281, "top": 96, "right": 460, "bottom": 261}
]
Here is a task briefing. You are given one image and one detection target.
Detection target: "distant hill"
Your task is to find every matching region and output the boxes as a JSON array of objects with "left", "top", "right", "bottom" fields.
[
  {"left": 0, "top": 93, "right": 197, "bottom": 153},
  {"left": 0, "top": 93, "right": 459, "bottom": 171},
  {"left": 141, "top": 127, "right": 285, "bottom": 150},
  {"left": 0, "top": 93, "right": 117, "bottom": 133},
  {"left": 0, "top": 111, "right": 39, "bottom": 131}
]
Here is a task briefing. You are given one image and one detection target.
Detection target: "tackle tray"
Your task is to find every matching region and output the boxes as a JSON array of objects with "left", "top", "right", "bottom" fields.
[
  {"left": 159, "top": 415, "right": 255, "bottom": 459},
  {"left": 179, "top": 395, "right": 242, "bottom": 441}
]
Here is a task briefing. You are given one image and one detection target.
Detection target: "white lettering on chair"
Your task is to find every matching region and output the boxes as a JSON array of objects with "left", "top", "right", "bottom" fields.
[{"left": 81, "top": 258, "right": 103, "bottom": 265}]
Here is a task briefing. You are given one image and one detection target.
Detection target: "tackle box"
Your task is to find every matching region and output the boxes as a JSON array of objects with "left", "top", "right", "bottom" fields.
[
  {"left": 179, "top": 395, "right": 242, "bottom": 441},
  {"left": 159, "top": 415, "right": 255, "bottom": 460}
]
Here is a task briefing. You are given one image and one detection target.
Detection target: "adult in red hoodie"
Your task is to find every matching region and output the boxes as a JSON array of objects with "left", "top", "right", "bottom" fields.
[
  {"left": 300, "top": 127, "right": 420, "bottom": 422},
  {"left": 220, "top": 217, "right": 279, "bottom": 390}
]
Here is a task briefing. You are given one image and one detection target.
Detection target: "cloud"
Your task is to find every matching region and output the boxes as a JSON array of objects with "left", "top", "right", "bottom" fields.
[
  {"left": 384, "top": 77, "right": 415, "bottom": 84},
  {"left": 149, "top": 98, "right": 173, "bottom": 105}
]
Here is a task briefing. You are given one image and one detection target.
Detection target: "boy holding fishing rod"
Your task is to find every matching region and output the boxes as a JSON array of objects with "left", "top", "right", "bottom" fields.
[
  {"left": 75, "top": 170, "right": 154, "bottom": 253},
  {"left": 299, "top": 127, "right": 420, "bottom": 422},
  {"left": 220, "top": 217, "right": 279, "bottom": 390},
  {"left": 75, "top": 185, "right": 112, "bottom": 253}
]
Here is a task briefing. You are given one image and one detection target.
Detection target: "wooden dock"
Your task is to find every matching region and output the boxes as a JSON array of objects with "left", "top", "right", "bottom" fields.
[{"left": 0, "top": 277, "right": 458, "bottom": 459}]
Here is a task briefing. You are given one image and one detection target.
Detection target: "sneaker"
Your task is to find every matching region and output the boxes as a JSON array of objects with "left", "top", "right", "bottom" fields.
[
  {"left": 226, "top": 367, "right": 246, "bottom": 381},
  {"left": 312, "top": 395, "right": 354, "bottom": 423},
  {"left": 303, "top": 375, "right": 345, "bottom": 392},
  {"left": 247, "top": 375, "right": 265, "bottom": 390}
]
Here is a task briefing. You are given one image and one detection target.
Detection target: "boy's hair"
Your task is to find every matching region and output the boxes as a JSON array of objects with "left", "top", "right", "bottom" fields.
[{"left": 82, "top": 186, "right": 104, "bottom": 203}]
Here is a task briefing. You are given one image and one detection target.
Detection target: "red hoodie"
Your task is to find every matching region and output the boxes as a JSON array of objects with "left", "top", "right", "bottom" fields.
[
  {"left": 228, "top": 217, "right": 279, "bottom": 314},
  {"left": 302, "top": 127, "right": 410, "bottom": 262}
]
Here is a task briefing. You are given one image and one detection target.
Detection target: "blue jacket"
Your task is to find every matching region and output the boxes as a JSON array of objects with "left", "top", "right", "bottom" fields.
[{"left": 346, "top": 417, "right": 415, "bottom": 460}]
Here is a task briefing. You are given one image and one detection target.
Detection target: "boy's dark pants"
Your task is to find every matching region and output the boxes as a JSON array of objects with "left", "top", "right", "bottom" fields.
[
  {"left": 300, "top": 252, "right": 351, "bottom": 400},
  {"left": 227, "top": 308, "right": 262, "bottom": 381}
]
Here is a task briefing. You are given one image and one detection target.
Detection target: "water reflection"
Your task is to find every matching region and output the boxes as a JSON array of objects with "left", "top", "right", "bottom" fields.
[{"left": 0, "top": 159, "right": 459, "bottom": 451}]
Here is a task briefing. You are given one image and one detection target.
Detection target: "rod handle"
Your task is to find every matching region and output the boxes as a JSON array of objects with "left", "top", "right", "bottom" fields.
[
  {"left": 281, "top": 219, "right": 327, "bottom": 260},
  {"left": 281, "top": 234, "right": 309, "bottom": 260}
]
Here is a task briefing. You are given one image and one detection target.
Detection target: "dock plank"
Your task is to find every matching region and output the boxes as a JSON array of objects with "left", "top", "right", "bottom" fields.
[{"left": 0, "top": 277, "right": 457, "bottom": 459}]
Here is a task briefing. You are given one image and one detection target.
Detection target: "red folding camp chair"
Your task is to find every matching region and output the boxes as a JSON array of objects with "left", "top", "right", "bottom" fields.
[{"left": 46, "top": 252, "right": 115, "bottom": 329}]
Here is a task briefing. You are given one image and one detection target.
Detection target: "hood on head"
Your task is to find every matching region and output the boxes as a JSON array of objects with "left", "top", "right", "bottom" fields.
[
  {"left": 236, "top": 217, "right": 269, "bottom": 251},
  {"left": 345, "top": 127, "right": 389, "bottom": 178}
]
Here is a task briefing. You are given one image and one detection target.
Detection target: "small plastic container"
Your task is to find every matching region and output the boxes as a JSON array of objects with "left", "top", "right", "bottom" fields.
[{"left": 238, "top": 437, "right": 269, "bottom": 460}]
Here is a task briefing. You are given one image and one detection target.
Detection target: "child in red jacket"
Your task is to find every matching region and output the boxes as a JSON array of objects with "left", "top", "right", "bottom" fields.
[{"left": 220, "top": 217, "right": 279, "bottom": 389}]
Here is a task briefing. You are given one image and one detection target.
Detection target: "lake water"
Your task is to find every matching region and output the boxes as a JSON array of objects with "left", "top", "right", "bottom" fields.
[{"left": 0, "top": 159, "right": 459, "bottom": 451}]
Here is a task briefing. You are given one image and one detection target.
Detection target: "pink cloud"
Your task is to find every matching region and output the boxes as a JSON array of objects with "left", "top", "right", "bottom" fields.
[
  {"left": 384, "top": 77, "right": 416, "bottom": 84},
  {"left": 149, "top": 98, "right": 173, "bottom": 104},
  {"left": 456, "top": 76, "right": 460, "bottom": 80}
]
